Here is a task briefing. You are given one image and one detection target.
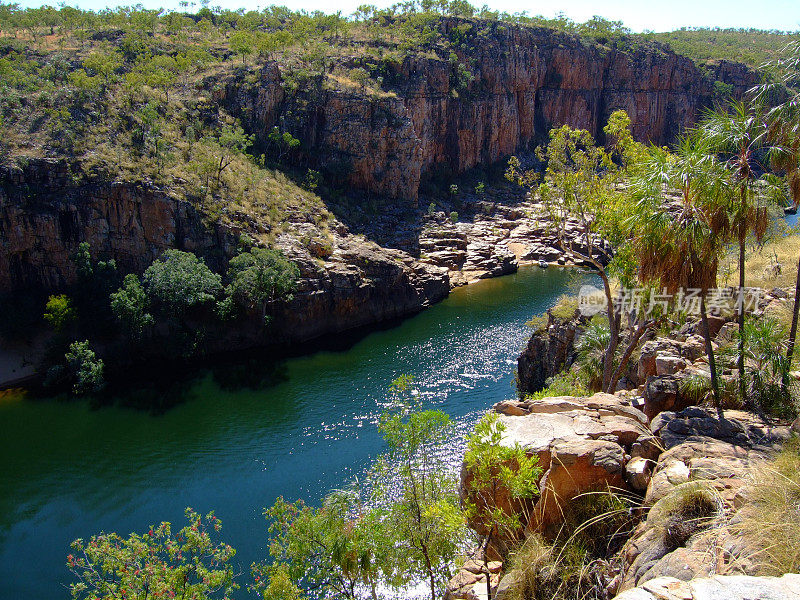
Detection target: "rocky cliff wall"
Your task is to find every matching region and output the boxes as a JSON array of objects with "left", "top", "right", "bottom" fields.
[
  {"left": 0, "top": 159, "right": 449, "bottom": 348},
  {"left": 222, "top": 21, "right": 757, "bottom": 202}
]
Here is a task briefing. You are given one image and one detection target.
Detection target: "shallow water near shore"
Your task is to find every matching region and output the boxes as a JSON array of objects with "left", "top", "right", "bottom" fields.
[{"left": 0, "top": 266, "right": 594, "bottom": 600}]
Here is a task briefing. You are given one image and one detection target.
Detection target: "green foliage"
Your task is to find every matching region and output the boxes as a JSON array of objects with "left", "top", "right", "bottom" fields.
[
  {"left": 266, "top": 126, "right": 301, "bottom": 162},
  {"left": 43, "top": 294, "right": 76, "bottom": 331},
  {"left": 463, "top": 411, "right": 541, "bottom": 589},
  {"left": 142, "top": 250, "right": 222, "bottom": 318},
  {"left": 371, "top": 375, "right": 466, "bottom": 599},
  {"left": 575, "top": 317, "right": 611, "bottom": 390},
  {"left": 225, "top": 247, "right": 299, "bottom": 323},
  {"left": 257, "top": 492, "right": 390, "bottom": 600},
  {"left": 722, "top": 316, "right": 798, "bottom": 417},
  {"left": 523, "top": 370, "right": 589, "bottom": 402},
  {"left": 55, "top": 339, "right": 105, "bottom": 396},
  {"left": 110, "top": 273, "right": 154, "bottom": 339},
  {"left": 449, "top": 211, "right": 458, "bottom": 223},
  {"left": 67, "top": 508, "right": 237, "bottom": 600}
]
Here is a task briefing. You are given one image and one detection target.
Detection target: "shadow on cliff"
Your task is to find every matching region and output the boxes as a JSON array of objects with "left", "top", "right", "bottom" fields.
[{"left": 319, "top": 159, "right": 534, "bottom": 254}]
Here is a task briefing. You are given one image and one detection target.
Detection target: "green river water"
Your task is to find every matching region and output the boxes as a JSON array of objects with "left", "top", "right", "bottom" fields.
[{"left": 0, "top": 266, "right": 592, "bottom": 600}]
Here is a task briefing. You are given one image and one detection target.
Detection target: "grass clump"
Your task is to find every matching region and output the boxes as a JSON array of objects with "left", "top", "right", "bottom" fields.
[
  {"left": 505, "top": 491, "right": 637, "bottom": 600},
  {"left": 732, "top": 437, "right": 800, "bottom": 576},
  {"left": 646, "top": 481, "right": 722, "bottom": 552}
]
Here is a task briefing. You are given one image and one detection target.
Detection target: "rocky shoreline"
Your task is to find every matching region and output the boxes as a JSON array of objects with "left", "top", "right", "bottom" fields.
[{"left": 446, "top": 287, "right": 800, "bottom": 600}]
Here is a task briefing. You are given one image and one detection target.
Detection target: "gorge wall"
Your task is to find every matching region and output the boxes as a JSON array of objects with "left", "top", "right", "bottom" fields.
[
  {"left": 222, "top": 19, "right": 758, "bottom": 202},
  {"left": 0, "top": 159, "right": 449, "bottom": 348}
]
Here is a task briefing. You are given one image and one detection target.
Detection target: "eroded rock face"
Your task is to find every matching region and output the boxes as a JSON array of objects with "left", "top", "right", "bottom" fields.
[
  {"left": 466, "top": 393, "right": 650, "bottom": 538},
  {"left": 0, "top": 159, "right": 449, "bottom": 351},
  {"left": 612, "top": 574, "right": 800, "bottom": 600},
  {"left": 516, "top": 312, "right": 585, "bottom": 395},
  {"left": 223, "top": 20, "right": 757, "bottom": 202},
  {"left": 619, "top": 407, "right": 792, "bottom": 591}
]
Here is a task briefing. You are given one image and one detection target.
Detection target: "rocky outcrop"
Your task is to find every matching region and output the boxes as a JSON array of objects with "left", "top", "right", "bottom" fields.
[
  {"left": 417, "top": 198, "right": 611, "bottom": 287},
  {"left": 223, "top": 20, "right": 758, "bottom": 202},
  {"left": 450, "top": 391, "right": 651, "bottom": 600},
  {"left": 620, "top": 407, "right": 792, "bottom": 591},
  {"left": 613, "top": 574, "right": 800, "bottom": 600},
  {"left": 467, "top": 393, "right": 651, "bottom": 538},
  {"left": 517, "top": 312, "right": 585, "bottom": 395}
]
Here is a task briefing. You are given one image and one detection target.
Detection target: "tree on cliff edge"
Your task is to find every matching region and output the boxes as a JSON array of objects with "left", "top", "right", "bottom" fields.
[{"left": 506, "top": 112, "right": 654, "bottom": 394}]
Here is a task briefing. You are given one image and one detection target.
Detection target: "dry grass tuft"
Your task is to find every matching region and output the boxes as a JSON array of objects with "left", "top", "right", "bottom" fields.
[
  {"left": 731, "top": 436, "right": 800, "bottom": 576},
  {"left": 505, "top": 490, "right": 638, "bottom": 600},
  {"left": 720, "top": 229, "right": 800, "bottom": 289}
]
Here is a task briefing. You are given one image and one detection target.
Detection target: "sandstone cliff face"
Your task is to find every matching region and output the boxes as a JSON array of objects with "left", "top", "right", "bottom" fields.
[
  {"left": 0, "top": 159, "right": 449, "bottom": 347},
  {"left": 223, "top": 21, "right": 757, "bottom": 202},
  {"left": 0, "top": 160, "right": 233, "bottom": 291}
]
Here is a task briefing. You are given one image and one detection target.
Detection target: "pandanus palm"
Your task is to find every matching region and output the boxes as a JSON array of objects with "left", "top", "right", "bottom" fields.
[
  {"left": 699, "top": 100, "right": 774, "bottom": 402},
  {"left": 754, "top": 40, "right": 800, "bottom": 369},
  {"left": 631, "top": 136, "right": 734, "bottom": 416}
]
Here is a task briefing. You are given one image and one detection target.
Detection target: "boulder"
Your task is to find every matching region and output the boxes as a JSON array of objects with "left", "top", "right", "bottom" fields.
[
  {"left": 619, "top": 407, "right": 792, "bottom": 591},
  {"left": 625, "top": 456, "right": 654, "bottom": 492},
  {"left": 655, "top": 354, "right": 687, "bottom": 376},
  {"left": 612, "top": 574, "right": 800, "bottom": 600}
]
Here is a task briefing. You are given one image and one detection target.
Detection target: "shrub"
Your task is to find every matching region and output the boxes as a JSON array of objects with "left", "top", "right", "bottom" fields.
[
  {"left": 43, "top": 294, "right": 76, "bottom": 331},
  {"left": 67, "top": 508, "right": 236, "bottom": 600},
  {"left": 49, "top": 339, "right": 105, "bottom": 396},
  {"left": 449, "top": 211, "right": 458, "bottom": 223}
]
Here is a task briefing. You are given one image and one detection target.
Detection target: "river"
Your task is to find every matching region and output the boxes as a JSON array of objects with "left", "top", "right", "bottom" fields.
[{"left": 0, "top": 266, "right": 592, "bottom": 600}]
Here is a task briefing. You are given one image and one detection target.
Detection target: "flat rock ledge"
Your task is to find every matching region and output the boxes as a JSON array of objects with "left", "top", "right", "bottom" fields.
[
  {"left": 449, "top": 392, "right": 652, "bottom": 600},
  {"left": 613, "top": 574, "right": 800, "bottom": 600}
]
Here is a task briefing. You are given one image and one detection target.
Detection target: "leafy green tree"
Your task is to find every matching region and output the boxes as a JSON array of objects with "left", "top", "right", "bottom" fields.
[
  {"left": 266, "top": 126, "right": 300, "bottom": 162},
  {"left": 371, "top": 375, "right": 466, "bottom": 600},
  {"left": 507, "top": 116, "right": 650, "bottom": 393},
  {"left": 257, "top": 491, "right": 390, "bottom": 600},
  {"left": 229, "top": 30, "right": 254, "bottom": 64},
  {"left": 225, "top": 247, "right": 299, "bottom": 324},
  {"left": 142, "top": 249, "right": 222, "bottom": 319},
  {"left": 72, "top": 242, "right": 118, "bottom": 311},
  {"left": 110, "top": 273, "right": 154, "bottom": 339},
  {"left": 82, "top": 49, "right": 121, "bottom": 89},
  {"left": 62, "top": 339, "right": 105, "bottom": 396},
  {"left": 463, "top": 412, "right": 541, "bottom": 600},
  {"left": 44, "top": 294, "right": 76, "bottom": 331},
  {"left": 67, "top": 508, "right": 237, "bottom": 600},
  {"left": 207, "top": 122, "right": 253, "bottom": 186}
]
